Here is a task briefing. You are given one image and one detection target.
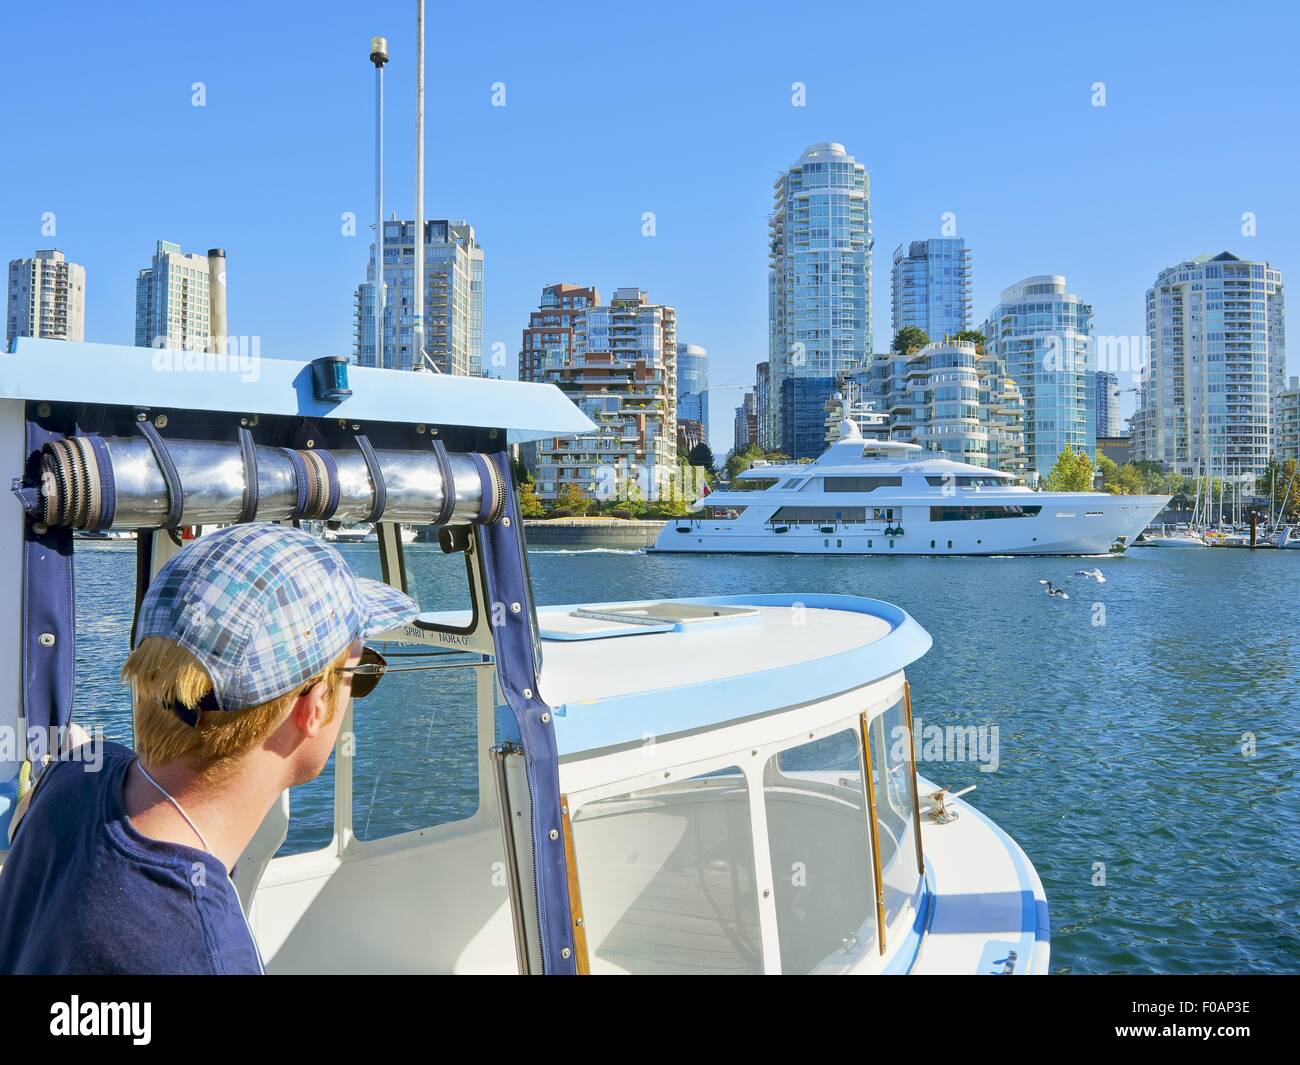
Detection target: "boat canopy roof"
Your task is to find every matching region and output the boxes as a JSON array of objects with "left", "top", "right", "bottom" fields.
[
  {"left": 1, "top": 339, "right": 595, "bottom": 443},
  {"left": 523, "top": 593, "right": 931, "bottom": 756}
]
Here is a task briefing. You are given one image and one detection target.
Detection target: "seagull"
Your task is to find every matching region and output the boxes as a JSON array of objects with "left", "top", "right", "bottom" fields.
[
  {"left": 1074, "top": 568, "right": 1106, "bottom": 583},
  {"left": 1039, "top": 579, "right": 1070, "bottom": 599}
]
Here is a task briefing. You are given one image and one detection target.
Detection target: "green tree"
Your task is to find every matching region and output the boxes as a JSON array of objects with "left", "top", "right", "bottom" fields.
[
  {"left": 892, "top": 326, "right": 930, "bottom": 356},
  {"left": 1043, "top": 445, "right": 1096, "bottom": 492},
  {"left": 724, "top": 445, "right": 790, "bottom": 483},
  {"left": 518, "top": 481, "right": 545, "bottom": 518},
  {"left": 1259, "top": 458, "right": 1299, "bottom": 521},
  {"left": 686, "top": 442, "right": 715, "bottom": 470},
  {"left": 656, "top": 496, "right": 691, "bottom": 518},
  {"left": 1097, "top": 452, "right": 1122, "bottom": 492},
  {"left": 1129, "top": 460, "right": 1177, "bottom": 497},
  {"left": 951, "top": 329, "right": 986, "bottom": 353},
  {"left": 725, "top": 444, "right": 763, "bottom": 482},
  {"left": 551, "top": 482, "right": 590, "bottom": 516},
  {"left": 619, "top": 474, "right": 647, "bottom": 518},
  {"left": 1114, "top": 463, "right": 1147, "bottom": 496}
]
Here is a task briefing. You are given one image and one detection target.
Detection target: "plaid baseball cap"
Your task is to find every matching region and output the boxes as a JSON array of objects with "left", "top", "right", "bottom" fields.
[{"left": 134, "top": 523, "right": 419, "bottom": 719}]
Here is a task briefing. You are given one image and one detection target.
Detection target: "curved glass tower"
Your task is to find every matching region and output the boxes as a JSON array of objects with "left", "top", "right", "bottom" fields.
[
  {"left": 982, "top": 275, "right": 1094, "bottom": 480},
  {"left": 768, "top": 143, "right": 872, "bottom": 458},
  {"left": 1133, "top": 251, "right": 1284, "bottom": 478},
  {"left": 676, "top": 342, "right": 709, "bottom": 440}
]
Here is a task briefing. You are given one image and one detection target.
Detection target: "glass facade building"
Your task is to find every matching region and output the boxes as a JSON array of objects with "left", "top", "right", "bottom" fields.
[
  {"left": 982, "top": 275, "right": 1095, "bottom": 480},
  {"left": 856, "top": 341, "right": 1026, "bottom": 474},
  {"left": 733, "top": 391, "right": 758, "bottom": 453},
  {"left": 768, "top": 143, "right": 872, "bottom": 458},
  {"left": 1278, "top": 376, "right": 1299, "bottom": 462},
  {"left": 779, "top": 376, "right": 838, "bottom": 463},
  {"left": 1095, "top": 371, "right": 1121, "bottom": 438},
  {"left": 890, "top": 238, "right": 972, "bottom": 343},
  {"left": 676, "top": 342, "right": 709, "bottom": 440},
  {"left": 1132, "top": 252, "right": 1285, "bottom": 479},
  {"left": 755, "top": 361, "right": 773, "bottom": 451},
  {"left": 355, "top": 219, "right": 483, "bottom": 375}
]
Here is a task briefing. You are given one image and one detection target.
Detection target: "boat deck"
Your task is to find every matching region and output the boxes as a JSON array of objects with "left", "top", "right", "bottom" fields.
[{"left": 911, "top": 780, "right": 1051, "bottom": 974}]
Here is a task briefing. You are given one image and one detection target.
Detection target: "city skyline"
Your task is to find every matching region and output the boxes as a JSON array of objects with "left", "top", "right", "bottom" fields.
[{"left": 2, "top": 2, "right": 1298, "bottom": 460}]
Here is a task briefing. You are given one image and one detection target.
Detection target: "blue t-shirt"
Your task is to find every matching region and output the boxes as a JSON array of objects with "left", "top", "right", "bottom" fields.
[{"left": 0, "top": 741, "right": 263, "bottom": 975}]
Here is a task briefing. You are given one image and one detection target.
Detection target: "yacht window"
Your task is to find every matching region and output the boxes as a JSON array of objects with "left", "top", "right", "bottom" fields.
[
  {"left": 929, "top": 505, "right": 1042, "bottom": 521},
  {"left": 780, "top": 478, "right": 804, "bottom": 489},
  {"left": 734, "top": 477, "right": 778, "bottom": 492},
  {"left": 924, "top": 475, "right": 1008, "bottom": 488},
  {"left": 764, "top": 730, "right": 877, "bottom": 972},
  {"left": 570, "top": 768, "right": 762, "bottom": 974},
  {"left": 770, "top": 506, "right": 867, "bottom": 524},
  {"left": 700, "top": 505, "right": 746, "bottom": 520},
  {"left": 824, "top": 476, "right": 903, "bottom": 492}
]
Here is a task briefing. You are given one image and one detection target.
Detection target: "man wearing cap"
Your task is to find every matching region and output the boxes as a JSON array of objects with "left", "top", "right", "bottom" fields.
[{"left": 0, "top": 524, "right": 418, "bottom": 974}]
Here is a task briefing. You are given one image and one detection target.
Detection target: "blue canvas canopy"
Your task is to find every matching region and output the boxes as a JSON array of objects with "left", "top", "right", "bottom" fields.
[{"left": 2, "top": 339, "right": 595, "bottom": 443}]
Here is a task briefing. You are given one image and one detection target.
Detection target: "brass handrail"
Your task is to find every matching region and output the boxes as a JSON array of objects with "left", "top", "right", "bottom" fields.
[
  {"left": 559, "top": 794, "right": 591, "bottom": 975},
  {"left": 904, "top": 682, "right": 926, "bottom": 876},
  {"left": 859, "top": 712, "right": 887, "bottom": 955}
]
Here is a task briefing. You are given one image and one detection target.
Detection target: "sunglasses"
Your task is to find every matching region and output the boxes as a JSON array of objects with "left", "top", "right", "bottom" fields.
[{"left": 336, "top": 646, "right": 477, "bottom": 700}]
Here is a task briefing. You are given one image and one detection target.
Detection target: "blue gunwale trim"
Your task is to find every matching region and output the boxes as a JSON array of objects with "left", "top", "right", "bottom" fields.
[
  {"left": 880, "top": 870, "right": 935, "bottom": 975},
  {"left": 534, "top": 593, "right": 933, "bottom": 757},
  {"left": 2, "top": 338, "right": 595, "bottom": 444}
]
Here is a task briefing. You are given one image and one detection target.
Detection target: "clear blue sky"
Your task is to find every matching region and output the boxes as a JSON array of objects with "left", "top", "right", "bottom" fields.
[{"left": 3, "top": 0, "right": 1297, "bottom": 456}]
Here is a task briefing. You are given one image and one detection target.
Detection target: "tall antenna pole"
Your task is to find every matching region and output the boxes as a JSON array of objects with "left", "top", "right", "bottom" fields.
[
  {"left": 414, "top": 2, "right": 426, "bottom": 372},
  {"left": 370, "top": 36, "right": 389, "bottom": 369}
]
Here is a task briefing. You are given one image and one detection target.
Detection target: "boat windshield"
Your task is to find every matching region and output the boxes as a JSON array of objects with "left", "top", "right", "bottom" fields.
[
  {"left": 868, "top": 701, "right": 922, "bottom": 930},
  {"left": 569, "top": 768, "right": 763, "bottom": 974},
  {"left": 764, "top": 729, "right": 877, "bottom": 972}
]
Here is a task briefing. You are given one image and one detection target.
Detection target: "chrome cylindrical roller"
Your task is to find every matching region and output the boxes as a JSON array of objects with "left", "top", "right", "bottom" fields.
[{"left": 37, "top": 436, "right": 504, "bottom": 531}]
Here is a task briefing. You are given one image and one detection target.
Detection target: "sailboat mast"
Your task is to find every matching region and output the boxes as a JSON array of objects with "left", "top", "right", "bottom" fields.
[
  {"left": 370, "top": 36, "right": 389, "bottom": 369},
  {"left": 414, "top": 1, "right": 425, "bottom": 371}
]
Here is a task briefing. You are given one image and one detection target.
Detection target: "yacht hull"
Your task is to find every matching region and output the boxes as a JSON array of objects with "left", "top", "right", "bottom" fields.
[{"left": 653, "top": 495, "right": 1169, "bottom": 556}]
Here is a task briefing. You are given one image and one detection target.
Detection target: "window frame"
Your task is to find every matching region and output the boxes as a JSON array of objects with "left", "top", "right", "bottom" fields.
[{"left": 558, "top": 676, "right": 925, "bottom": 974}]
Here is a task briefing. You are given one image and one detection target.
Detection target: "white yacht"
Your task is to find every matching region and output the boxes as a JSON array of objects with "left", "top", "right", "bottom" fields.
[{"left": 655, "top": 419, "right": 1169, "bottom": 557}]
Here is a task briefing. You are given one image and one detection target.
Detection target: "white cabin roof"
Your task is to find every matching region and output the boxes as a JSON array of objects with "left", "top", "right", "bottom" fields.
[{"left": 529, "top": 593, "right": 932, "bottom": 756}]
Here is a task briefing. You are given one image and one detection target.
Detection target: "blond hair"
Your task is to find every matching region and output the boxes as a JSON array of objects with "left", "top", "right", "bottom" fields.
[{"left": 123, "top": 637, "right": 351, "bottom": 771}]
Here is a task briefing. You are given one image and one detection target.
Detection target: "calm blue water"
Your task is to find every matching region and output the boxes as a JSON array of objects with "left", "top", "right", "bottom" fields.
[{"left": 72, "top": 541, "right": 1300, "bottom": 974}]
